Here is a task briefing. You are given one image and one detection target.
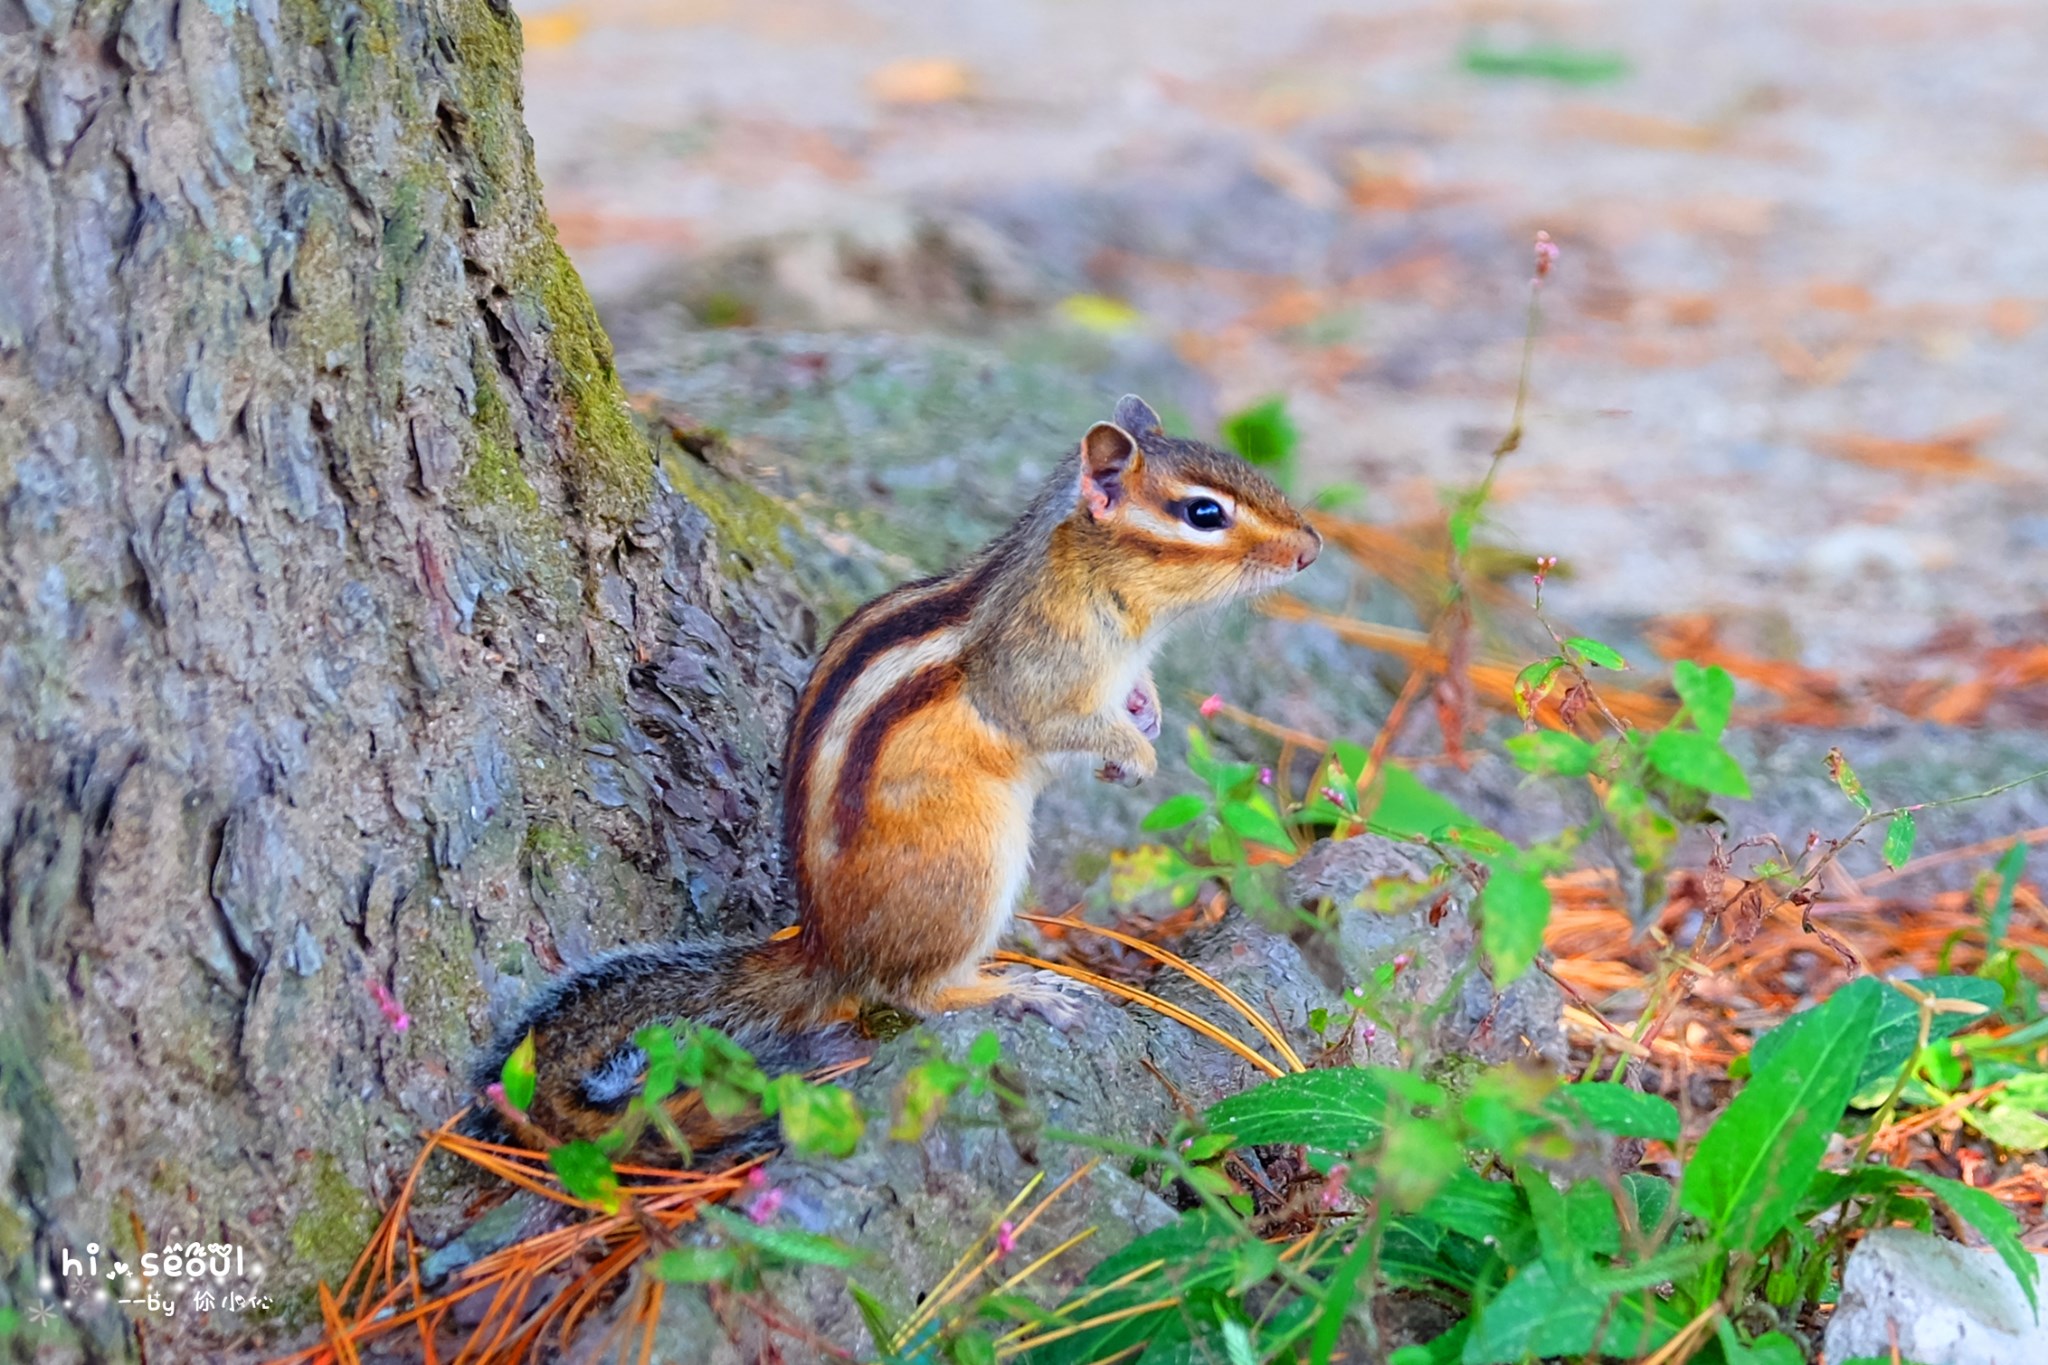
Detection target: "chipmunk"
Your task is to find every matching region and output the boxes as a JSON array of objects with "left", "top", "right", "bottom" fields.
[{"left": 471, "top": 395, "right": 1321, "bottom": 1152}]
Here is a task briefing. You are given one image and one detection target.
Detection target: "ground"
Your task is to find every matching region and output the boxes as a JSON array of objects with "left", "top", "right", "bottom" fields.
[{"left": 515, "top": 0, "right": 2047, "bottom": 672}]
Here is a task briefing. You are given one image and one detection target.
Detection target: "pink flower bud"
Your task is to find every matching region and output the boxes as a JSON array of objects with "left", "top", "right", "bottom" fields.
[
  {"left": 368, "top": 979, "right": 410, "bottom": 1034},
  {"left": 748, "top": 1187, "right": 785, "bottom": 1225},
  {"left": 1533, "top": 230, "right": 1559, "bottom": 280},
  {"left": 996, "top": 1220, "right": 1017, "bottom": 1255},
  {"left": 1391, "top": 953, "right": 1411, "bottom": 973},
  {"left": 1199, "top": 694, "right": 1224, "bottom": 720},
  {"left": 1258, "top": 767, "right": 1273, "bottom": 786}
]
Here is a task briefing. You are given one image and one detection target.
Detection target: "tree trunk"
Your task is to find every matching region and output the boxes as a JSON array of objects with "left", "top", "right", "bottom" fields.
[{"left": 0, "top": 0, "right": 801, "bottom": 1356}]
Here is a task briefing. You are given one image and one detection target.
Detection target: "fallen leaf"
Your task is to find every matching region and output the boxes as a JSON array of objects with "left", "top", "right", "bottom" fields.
[
  {"left": 523, "top": 6, "right": 585, "bottom": 50},
  {"left": 868, "top": 57, "right": 972, "bottom": 106},
  {"left": 1814, "top": 417, "right": 2005, "bottom": 478}
]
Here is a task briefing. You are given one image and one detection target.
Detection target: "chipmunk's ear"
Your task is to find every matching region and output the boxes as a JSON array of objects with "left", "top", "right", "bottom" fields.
[
  {"left": 1080, "top": 421, "right": 1141, "bottom": 521},
  {"left": 1112, "top": 394, "right": 1163, "bottom": 437}
]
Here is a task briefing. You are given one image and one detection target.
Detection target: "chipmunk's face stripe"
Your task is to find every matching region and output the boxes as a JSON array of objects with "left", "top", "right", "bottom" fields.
[
  {"left": 783, "top": 560, "right": 997, "bottom": 909},
  {"left": 831, "top": 659, "right": 967, "bottom": 846}
]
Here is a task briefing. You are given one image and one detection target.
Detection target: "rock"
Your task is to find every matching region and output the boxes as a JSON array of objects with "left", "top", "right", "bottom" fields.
[
  {"left": 1286, "top": 835, "right": 1567, "bottom": 1070},
  {"left": 646, "top": 911, "right": 1344, "bottom": 1361},
  {"left": 1822, "top": 1227, "right": 2048, "bottom": 1365}
]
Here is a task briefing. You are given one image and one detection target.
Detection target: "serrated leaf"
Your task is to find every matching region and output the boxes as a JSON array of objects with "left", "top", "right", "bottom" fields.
[
  {"left": 1672, "top": 660, "right": 1735, "bottom": 739},
  {"left": 1203, "top": 1069, "right": 1388, "bottom": 1153},
  {"left": 1141, "top": 793, "right": 1208, "bottom": 832},
  {"left": 1680, "top": 979, "right": 1879, "bottom": 1251},
  {"left": 1544, "top": 1083, "right": 1680, "bottom": 1141},
  {"left": 549, "top": 1141, "right": 622, "bottom": 1214},
  {"left": 1504, "top": 731, "right": 1596, "bottom": 777},
  {"left": 1647, "top": 728, "right": 1752, "bottom": 798},
  {"left": 500, "top": 1031, "right": 537, "bottom": 1114},
  {"left": 1566, "top": 637, "right": 1627, "bottom": 670},
  {"left": 1479, "top": 864, "right": 1550, "bottom": 984},
  {"left": 1883, "top": 810, "right": 1917, "bottom": 870}
]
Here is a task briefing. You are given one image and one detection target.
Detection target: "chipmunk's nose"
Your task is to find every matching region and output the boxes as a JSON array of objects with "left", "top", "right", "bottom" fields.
[{"left": 1295, "top": 527, "right": 1322, "bottom": 572}]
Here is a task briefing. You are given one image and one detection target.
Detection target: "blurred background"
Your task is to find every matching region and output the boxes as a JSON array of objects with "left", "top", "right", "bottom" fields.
[{"left": 514, "top": 0, "right": 2047, "bottom": 712}]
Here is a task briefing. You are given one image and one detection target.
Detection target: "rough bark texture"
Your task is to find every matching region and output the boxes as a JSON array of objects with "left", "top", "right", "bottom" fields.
[{"left": 0, "top": 0, "right": 805, "bottom": 1356}]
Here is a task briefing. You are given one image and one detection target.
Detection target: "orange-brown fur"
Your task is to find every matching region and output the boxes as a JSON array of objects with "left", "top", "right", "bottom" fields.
[{"left": 471, "top": 395, "right": 1320, "bottom": 1151}]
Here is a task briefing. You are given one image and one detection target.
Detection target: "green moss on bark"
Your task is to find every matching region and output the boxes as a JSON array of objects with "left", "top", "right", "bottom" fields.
[{"left": 529, "top": 242, "right": 655, "bottom": 525}]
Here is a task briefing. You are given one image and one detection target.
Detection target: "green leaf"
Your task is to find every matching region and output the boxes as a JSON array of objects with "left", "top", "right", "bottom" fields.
[
  {"left": 1545, "top": 1083, "right": 1681, "bottom": 1141},
  {"left": 1218, "top": 793, "right": 1292, "bottom": 848},
  {"left": 1719, "top": 1326, "right": 1803, "bottom": 1365},
  {"left": 1203, "top": 1069, "right": 1389, "bottom": 1153},
  {"left": 703, "top": 1204, "right": 866, "bottom": 1268},
  {"left": 1750, "top": 975, "right": 1999, "bottom": 1097},
  {"left": 849, "top": 1283, "right": 901, "bottom": 1362},
  {"left": 1565, "top": 637, "right": 1628, "bottom": 670},
  {"left": 1461, "top": 44, "right": 1630, "bottom": 84},
  {"left": 1671, "top": 660, "right": 1735, "bottom": 739},
  {"left": 1884, "top": 811, "right": 1918, "bottom": 870},
  {"left": 1461, "top": 1259, "right": 1678, "bottom": 1363},
  {"left": 1970, "top": 1103, "right": 2048, "bottom": 1151},
  {"left": 1512, "top": 658, "right": 1566, "bottom": 721},
  {"left": 1220, "top": 1318, "right": 1257, "bottom": 1365},
  {"left": 1987, "top": 842, "right": 2027, "bottom": 947},
  {"left": 1479, "top": 865, "right": 1551, "bottom": 984},
  {"left": 766, "top": 1074, "right": 863, "bottom": 1158},
  {"left": 1680, "top": 979, "right": 1880, "bottom": 1251},
  {"left": 1219, "top": 396, "right": 1300, "bottom": 469},
  {"left": 1828, "top": 747, "right": 1872, "bottom": 811},
  {"left": 1363, "top": 765, "right": 1479, "bottom": 840},
  {"left": 652, "top": 1245, "right": 739, "bottom": 1284},
  {"left": 1646, "top": 729, "right": 1752, "bottom": 798},
  {"left": 1141, "top": 793, "right": 1208, "bottom": 833},
  {"left": 549, "top": 1141, "right": 622, "bottom": 1214},
  {"left": 500, "top": 1031, "right": 537, "bottom": 1114},
  {"left": 968, "top": 1030, "right": 1001, "bottom": 1069},
  {"left": 1504, "top": 732, "right": 1596, "bottom": 777},
  {"left": 950, "top": 1330, "right": 999, "bottom": 1365}
]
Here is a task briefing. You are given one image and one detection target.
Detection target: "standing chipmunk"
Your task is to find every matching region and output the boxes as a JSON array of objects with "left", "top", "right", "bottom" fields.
[{"left": 472, "top": 395, "right": 1321, "bottom": 1151}]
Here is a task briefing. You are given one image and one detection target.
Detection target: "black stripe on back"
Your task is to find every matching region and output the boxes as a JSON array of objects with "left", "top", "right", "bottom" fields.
[
  {"left": 781, "top": 563, "right": 993, "bottom": 909},
  {"left": 830, "top": 660, "right": 966, "bottom": 847}
]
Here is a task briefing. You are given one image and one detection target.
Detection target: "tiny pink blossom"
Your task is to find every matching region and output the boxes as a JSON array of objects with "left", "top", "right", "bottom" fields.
[
  {"left": 1322, "top": 1162, "right": 1352, "bottom": 1209},
  {"left": 747, "top": 1187, "right": 785, "bottom": 1225},
  {"left": 746, "top": 1166, "right": 769, "bottom": 1188},
  {"left": 1359, "top": 1020, "right": 1377, "bottom": 1045},
  {"left": 1258, "top": 766, "right": 1273, "bottom": 786},
  {"left": 1391, "top": 953, "right": 1411, "bottom": 973},
  {"left": 996, "top": 1221, "right": 1018, "bottom": 1256},
  {"left": 1320, "top": 785, "right": 1349, "bottom": 808},
  {"left": 485, "top": 1082, "right": 528, "bottom": 1124},
  {"left": 1199, "top": 694, "right": 1224, "bottom": 720},
  {"left": 368, "top": 979, "right": 410, "bottom": 1034},
  {"left": 1532, "top": 554, "right": 1558, "bottom": 590},
  {"left": 1532, "top": 230, "right": 1559, "bottom": 281}
]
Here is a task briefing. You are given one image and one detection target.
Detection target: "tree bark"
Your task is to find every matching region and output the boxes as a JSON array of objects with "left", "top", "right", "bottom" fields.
[{"left": 0, "top": 0, "right": 802, "bottom": 1356}]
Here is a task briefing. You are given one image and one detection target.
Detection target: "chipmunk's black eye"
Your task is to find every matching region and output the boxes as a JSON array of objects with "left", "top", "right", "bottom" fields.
[{"left": 1180, "top": 497, "right": 1230, "bottom": 531}]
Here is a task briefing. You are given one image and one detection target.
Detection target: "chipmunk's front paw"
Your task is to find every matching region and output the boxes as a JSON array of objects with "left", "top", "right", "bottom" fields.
[
  {"left": 1094, "top": 734, "right": 1157, "bottom": 788},
  {"left": 995, "top": 970, "right": 1096, "bottom": 1033}
]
